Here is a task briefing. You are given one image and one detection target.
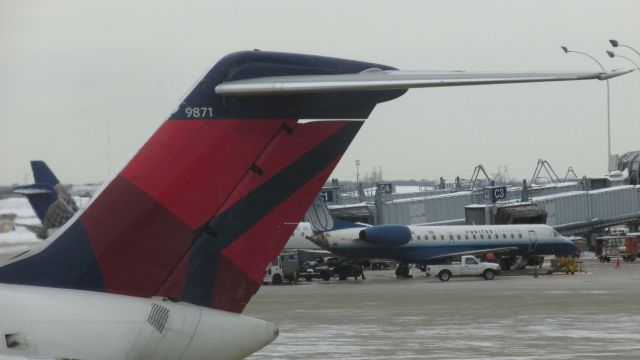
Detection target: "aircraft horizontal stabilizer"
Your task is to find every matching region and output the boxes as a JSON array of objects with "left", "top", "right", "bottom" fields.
[
  {"left": 424, "top": 246, "right": 519, "bottom": 261},
  {"left": 215, "top": 69, "right": 633, "bottom": 96},
  {"left": 12, "top": 184, "right": 54, "bottom": 195}
]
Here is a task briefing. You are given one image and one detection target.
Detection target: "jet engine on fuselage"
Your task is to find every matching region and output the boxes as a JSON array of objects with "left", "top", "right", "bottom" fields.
[{"left": 358, "top": 225, "right": 411, "bottom": 246}]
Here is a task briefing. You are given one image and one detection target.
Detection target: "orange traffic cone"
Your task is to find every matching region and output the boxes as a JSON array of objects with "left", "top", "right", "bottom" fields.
[{"left": 614, "top": 257, "right": 621, "bottom": 269}]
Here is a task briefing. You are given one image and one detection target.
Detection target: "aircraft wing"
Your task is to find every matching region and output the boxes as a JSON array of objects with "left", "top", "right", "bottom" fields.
[
  {"left": 215, "top": 69, "right": 632, "bottom": 96},
  {"left": 423, "top": 246, "right": 519, "bottom": 261}
]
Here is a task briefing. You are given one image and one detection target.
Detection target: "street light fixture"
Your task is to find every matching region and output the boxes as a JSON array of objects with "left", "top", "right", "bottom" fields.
[
  {"left": 609, "top": 39, "right": 640, "bottom": 59},
  {"left": 606, "top": 50, "right": 640, "bottom": 71},
  {"left": 560, "top": 46, "right": 612, "bottom": 171}
]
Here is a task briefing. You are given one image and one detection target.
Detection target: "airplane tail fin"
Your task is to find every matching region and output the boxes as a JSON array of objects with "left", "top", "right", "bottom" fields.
[
  {"left": 0, "top": 51, "right": 398, "bottom": 313},
  {"left": 307, "top": 195, "right": 366, "bottom": 234},
  {"left": 12, "top": 161, "right": 78, "bottom": 236},
  {"left": 307, "top": 195, "right": 335, "bottom": 234},
  {"left": 31, "top": 160, "right": 59, "bottom": 185},
  {"left": 0, "top": 51, "right": 610, "bottom": 313}
]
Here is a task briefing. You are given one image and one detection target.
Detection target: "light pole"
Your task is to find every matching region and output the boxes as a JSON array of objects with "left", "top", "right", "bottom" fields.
[
  {"left": 561, "top": 46, "right": 612, "bottom": 171},
  {"left": 355, "top": 159, "right": 360, "bottom": 184},
  {"left": 606, "top": 50, "right": 640, "bottom": 71}
]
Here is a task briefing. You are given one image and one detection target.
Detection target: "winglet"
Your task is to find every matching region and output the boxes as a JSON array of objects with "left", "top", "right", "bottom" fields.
[{"left": 599, "top": 68, "right": 634, "bottom": 80}]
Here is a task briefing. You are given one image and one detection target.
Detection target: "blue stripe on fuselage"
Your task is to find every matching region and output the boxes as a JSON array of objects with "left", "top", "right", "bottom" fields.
[{"left": 327, "top": 239, "right": 577, "bottom": 262}]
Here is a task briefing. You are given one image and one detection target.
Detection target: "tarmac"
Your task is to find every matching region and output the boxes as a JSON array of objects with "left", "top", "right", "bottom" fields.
[{"left": 245, "top": 258, "right": 640, "bottom": 359}]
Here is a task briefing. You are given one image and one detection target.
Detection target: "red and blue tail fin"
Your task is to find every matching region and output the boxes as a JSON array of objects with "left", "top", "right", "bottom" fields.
[
  {"left": 12, "top": 161, "right": 78, "bottom": 238},
  {"left": 0, "top": 51, "right": 403, "bottom": 312}
]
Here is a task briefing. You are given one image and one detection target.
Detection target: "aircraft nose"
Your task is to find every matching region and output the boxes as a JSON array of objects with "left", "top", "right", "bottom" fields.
[{"left": 306, "top": 233, "right": 329, "bottom": 249}]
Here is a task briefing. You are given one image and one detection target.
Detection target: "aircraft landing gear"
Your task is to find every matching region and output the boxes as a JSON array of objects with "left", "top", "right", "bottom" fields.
[{"left": 395, "top": 263, "right": 413, "bottom": 278}]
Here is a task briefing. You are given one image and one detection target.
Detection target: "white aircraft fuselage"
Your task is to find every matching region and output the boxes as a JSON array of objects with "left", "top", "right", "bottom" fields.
[{"left": 309, "top": 224, "right": 579, "bottom": 263}]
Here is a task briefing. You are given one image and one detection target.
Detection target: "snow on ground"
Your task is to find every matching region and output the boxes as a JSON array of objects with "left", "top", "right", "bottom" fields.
[
  {"left": 0, "top": 197, "right": 39, "bottom": 243},
  {"left": 0, "top": 197, "right": 37, "bottom": 220}
]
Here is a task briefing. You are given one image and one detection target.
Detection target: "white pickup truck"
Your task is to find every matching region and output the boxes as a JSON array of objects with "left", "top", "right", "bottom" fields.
[{"left": 426, "top": 255, "right": 501, "bottom": 281}]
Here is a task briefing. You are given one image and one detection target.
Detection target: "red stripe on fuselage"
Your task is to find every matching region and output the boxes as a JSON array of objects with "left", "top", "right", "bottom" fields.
[{"left": 121, "top": 119, "right": 296, "bottom": 230}]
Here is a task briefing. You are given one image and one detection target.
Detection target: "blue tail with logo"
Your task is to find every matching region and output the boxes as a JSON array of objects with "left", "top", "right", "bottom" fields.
[{"left": 12, "top": 161, "right": 78, "bottom": 238}]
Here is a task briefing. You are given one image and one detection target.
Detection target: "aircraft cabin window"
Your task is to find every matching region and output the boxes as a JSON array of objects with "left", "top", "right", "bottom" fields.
[
  {"left": 511, "top": 234, "right": 514, "bottom": 239},
  {"left": 417, "top": 235, "right": 421, "bottom": 240},
  {"left": 472, "top": 235, "right": 476, "bottom": 239},
  {"left": 432, "top": 235, "right": 436, "bottom": 240},
  {"left": 457, "top": 235, "right": 461, "bottom": 240},
  {"left": 503, "top": 234, "right": 507, "bottom": 239},
  {"left": 519, "top": 234, "right": 523, "bottom": 238},
  {"left": 449, "top": 235, "right": 454, "bottom": 240},
  {"left": 440, "top": 235, "right": 444, "bottom": 240},
  {"left": 465, "top": 235, "right": 469, "bottom": 240}
]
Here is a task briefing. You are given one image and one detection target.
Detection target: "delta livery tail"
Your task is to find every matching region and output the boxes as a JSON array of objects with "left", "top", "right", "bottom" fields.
[
  {"left": 12, "top": 161, "right": 79, "bottom": 238},
  {"left": 0, "top": 51, "right": 627, "bottom": 360}
]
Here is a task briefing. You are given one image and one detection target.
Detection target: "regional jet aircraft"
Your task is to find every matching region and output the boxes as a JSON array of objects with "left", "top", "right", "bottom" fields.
[
  {"left": 0, "top": 51, "right": 627, "bottom": 360},
  {"left": 306, "top": 196, "right": 580, "bottom": 277}
]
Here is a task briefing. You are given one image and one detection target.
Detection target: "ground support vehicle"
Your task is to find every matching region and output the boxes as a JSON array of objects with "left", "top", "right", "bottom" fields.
[
  {"left": 299, "top": 262, "right": 364, "bottom": 281},
  {"left": 549, "top": 257, "right": 579, "bottom": 274},
  {"left": 263, "top": 251, "right": 300, "bottom": 284},
  {"left": 596, "top": 235, "right": 639, "bottom": 263},
  {"left": 426, "top": 255, "right": 501, "bottom": 281}
]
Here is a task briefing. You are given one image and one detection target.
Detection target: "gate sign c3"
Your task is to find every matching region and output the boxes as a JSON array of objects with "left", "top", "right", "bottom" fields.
[
  {"left": 483, "top": 186, "right": 507, "bottom": 203},
  {"left": 377, "top": 183, "right": 393, "bottom": 194}
]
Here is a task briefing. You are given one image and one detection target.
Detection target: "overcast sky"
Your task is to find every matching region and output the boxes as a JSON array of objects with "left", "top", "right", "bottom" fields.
[{"left": 1, "top": 0, "right": 639, "bottom": 185}]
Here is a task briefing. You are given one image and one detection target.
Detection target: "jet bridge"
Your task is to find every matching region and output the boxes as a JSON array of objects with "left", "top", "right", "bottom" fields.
[{"left": 376, "top": 184, "right": 640, "bottom": 237}]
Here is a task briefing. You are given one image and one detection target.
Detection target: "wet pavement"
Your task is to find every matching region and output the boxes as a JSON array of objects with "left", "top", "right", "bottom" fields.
[{"left": 245, "top": 258, "right": 640, "bottom": 359}]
